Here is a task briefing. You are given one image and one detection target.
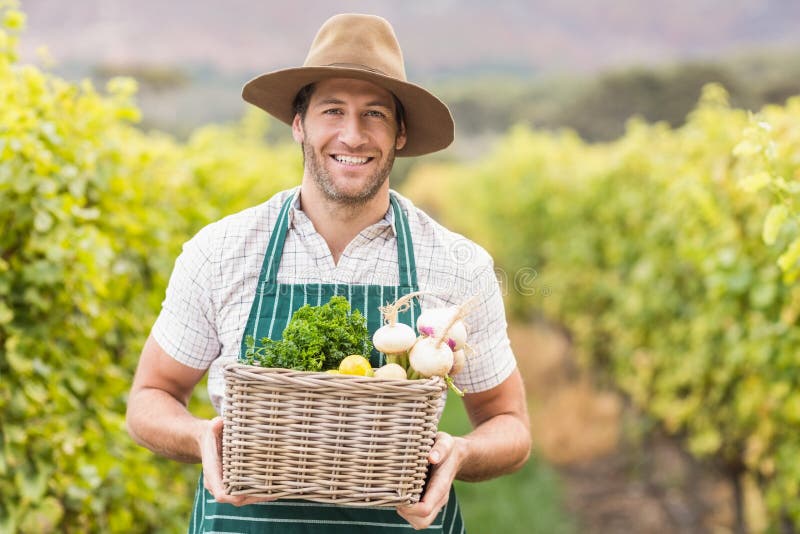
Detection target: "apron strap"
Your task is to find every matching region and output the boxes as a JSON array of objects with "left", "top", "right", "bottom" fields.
[
  {"left": 256, "top": 190, "right": 417, "bottom": 287},
  {"left": 390, "top": 192, "right": 417, "bottom": 289},
  {"left": 259, "top": 191, "right": 295, "bottom": 287}
]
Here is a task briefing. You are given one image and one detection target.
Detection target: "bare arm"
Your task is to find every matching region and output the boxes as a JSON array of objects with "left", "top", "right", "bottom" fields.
[
  {"left": 126, "top": 335, "right": 266, "bottom": 506},
  {"left": 397, "top": 368, "right": 531, "bottom": 529},
  {"left": 126, "top": 334, "right": 208, "bottom": 463},
  {"left": 456, "top": 367, "right": 531, "bottom": 480}
]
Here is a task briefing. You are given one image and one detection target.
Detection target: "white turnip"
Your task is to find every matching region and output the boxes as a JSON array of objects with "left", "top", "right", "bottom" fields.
[
  {"left": 408, "top": 337, "right": 454, "bottom": 378},
  {"left": 373, "top": 291, "right": 425, "bottom": 355},
  {"left": 416, "top": 308, "right": 467, "bottom": 351},
  {"left": 450, "top": 349, "right": 466, "bottom": 376},
  {"left": 373, "top": 363, "right": 408, "bottom": 380},
  {"left": 373, "top": 323, "right": 416, "bottom": 354}
]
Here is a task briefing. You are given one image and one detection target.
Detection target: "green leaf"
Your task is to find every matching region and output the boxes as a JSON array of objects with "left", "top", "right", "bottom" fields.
[
  {"left": 732, "top": 139, "right": 761, "bottom": 158},
  {"left": 688, "top": 428, "right": 722, "bottom": 456},
  {"left": 778, "top": 237, "right": 800, "bottom": 272},
  {"left": 16, "top": 465, "right": 48, "bottom": 501},
  {"left": 774, "top": 177, "right": 800, "bottom": 194},
  {"left": 33, "top": 210, "right": 53, "bottom": 232},
  {"left": 2, "top": 9, "right": 26, "bottom": 31},
  {"left": 6, "top": 350, "right": 32, "bottom": 374},
  {"left": 18, "top": 497, "right": 63, "bottom": 534},
  {"left": 750, "top": 283, "right": 777, "bottom": 309},
  {"left": 782, "top": 394, "right": 800, "bottom": 424},
  {"left": 247, "top": 296, "right": 370, "bottom": 371},
  {"left": 740, "top": 171, "right": 772, "bottom": 193},
  {"left": 0, "top": 301, "right": 12, "bottom": 324},
  {"left": 763, "top": 204, "right": 788, "bottom": 245},
  {"left": 78, "top": 464, "right": 102, "bottom": 490}
]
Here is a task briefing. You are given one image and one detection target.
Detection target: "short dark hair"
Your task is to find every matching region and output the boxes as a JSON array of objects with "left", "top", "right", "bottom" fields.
[
  {"left": 292, "top": 82, "right": 406, "bottom": 130},
  {"left": 292, "top": 83, "right": 316, "bottom": 120}
]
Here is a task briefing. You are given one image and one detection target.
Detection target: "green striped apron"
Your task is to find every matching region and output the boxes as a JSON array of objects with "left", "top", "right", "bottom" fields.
[{"left": 189, "top": 192, "right": 466, "bottom": 533}]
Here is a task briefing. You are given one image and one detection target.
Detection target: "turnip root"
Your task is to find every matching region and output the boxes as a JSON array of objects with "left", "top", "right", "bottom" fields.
[
  {"left": 411, "top": 298, "right": 476, "bottom": 396},
  {"left": 373, "top": 363, "right": 408, "bottom": 380},
  {"left": 409, "top": 337, "right": 454, "bottom": 378},
  {"left": 373, "top": 291, "right": 425, "bottom": 355},
  {"left": 373, "top": 323, "right": 416, "bottom": 355},
  {"left": 450, "top": 349, "right": 466, "bottom": 376},
  {"left": 416, "top": 308, "right": 467, "bottom": 351}
]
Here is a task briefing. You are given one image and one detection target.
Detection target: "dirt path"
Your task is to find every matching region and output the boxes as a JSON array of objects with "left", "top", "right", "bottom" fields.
[{"left": 508, "top": 322, "right": 738, "bottom": 534}]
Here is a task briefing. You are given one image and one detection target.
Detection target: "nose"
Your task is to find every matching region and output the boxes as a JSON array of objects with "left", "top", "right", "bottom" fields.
[{"left": 338, "top": 114, "right": 368, "bottom": 149}]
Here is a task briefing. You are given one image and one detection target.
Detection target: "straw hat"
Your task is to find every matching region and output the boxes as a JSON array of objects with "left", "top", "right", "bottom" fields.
[{"left": 242, "top": 13, "right": 454, "bottom": 157}]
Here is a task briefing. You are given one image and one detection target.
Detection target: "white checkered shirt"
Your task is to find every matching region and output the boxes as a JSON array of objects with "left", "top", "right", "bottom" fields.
[{"left": 152, "top": 187, "right": 517, "bottom": 414}]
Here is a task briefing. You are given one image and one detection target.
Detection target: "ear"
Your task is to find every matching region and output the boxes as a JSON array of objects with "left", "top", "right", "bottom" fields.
[
  {"left": 395, "top": 121, "right": 407, "bottom": 151},
  {"left": 291, "top": 114, "right": 305, "bottom": 144}
]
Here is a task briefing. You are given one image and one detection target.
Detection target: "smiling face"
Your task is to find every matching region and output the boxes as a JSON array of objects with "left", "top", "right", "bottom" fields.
[{"left": 292, "top": 78, "right": 407, "bottom": 206}]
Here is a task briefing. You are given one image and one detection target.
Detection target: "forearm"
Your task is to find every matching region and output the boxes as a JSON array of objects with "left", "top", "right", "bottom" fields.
[
  {"left": 455, "top": 412, "right": 531, "bottom": 482},
  {"left": 126, "top": 387, "right": 208, "bottom": 463}
]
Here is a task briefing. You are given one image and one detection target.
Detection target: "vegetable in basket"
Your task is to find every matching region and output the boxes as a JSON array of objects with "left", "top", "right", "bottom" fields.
[
  {"left": 243, "top": 295, "right": 372, "bottom": 371},
  {"left": 372, "top": 292, "right": 473, "bottom": 395}
]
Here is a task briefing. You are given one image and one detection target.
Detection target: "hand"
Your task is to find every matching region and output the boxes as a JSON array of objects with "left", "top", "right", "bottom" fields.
[
  {"left": 396, "top": 431, "right": 467, "bottom": 530},
  {"left": 199, "top": 416, "right": 276, "bottom": 506}
]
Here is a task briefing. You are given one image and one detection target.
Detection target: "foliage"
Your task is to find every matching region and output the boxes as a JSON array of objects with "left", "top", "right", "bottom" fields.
[
  {"left": 434, "top": 50, "right": 800, "bottom": 142},
  {"left": 243, "top": 296, "right": 372, "bottom": 371},
  {"left": 439, "top": 395, "right": 575, "bottom": 534},
  {"left": 404, "top": 84, "right": 800, "bottom": 529},
  {"left": 10, "top": 0, "right": 800, "bottom": 528},
  {"left": 0, "top": 3, "right": 300, "bottom": 530},
  {"left": 731, "top": 102, "right": 800, "bottom": 283}
]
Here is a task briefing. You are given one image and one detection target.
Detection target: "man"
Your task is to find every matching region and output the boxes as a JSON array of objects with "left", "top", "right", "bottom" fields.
[{"left": 126, "top": 13, "right": 531, "bottom": 532}]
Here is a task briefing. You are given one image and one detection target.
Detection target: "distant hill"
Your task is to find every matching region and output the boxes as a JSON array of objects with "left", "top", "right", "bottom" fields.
[
  {"left": 14, "top": 0, "right": 800, "bottom": 155},
  {"left": 18, "top": 0, "right": 800, "bottom": 78}
]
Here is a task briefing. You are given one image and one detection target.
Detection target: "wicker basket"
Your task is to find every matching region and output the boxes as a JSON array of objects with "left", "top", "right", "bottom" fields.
[{"left": 222, "top": 362, "right": 447, "bottom": 507}]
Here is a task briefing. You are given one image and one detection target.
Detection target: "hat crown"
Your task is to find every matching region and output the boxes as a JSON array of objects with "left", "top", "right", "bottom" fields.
[{"left": 303, "top": 14, "right": 407, "bottom": 81}]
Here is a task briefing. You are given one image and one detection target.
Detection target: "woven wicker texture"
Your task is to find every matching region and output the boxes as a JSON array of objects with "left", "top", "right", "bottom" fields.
[{"left": 222, "top": 363, "right": 447, "bottom": 507}]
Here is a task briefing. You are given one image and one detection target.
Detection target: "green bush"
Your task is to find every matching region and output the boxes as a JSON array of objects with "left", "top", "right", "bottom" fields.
[
  {"left": 404, "top": 84, "right": 800, "bottom": 529},
  {"left": 0, "top": 4, "right": 300, "bottom": 531},
  {"left": 439, "top": 397, "right": 575, "bottom": 534}
]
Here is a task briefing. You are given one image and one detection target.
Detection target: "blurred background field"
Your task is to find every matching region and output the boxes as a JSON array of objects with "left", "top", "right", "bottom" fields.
[{"left": 3, "top": 1, "right": 800, "bottom": 532}]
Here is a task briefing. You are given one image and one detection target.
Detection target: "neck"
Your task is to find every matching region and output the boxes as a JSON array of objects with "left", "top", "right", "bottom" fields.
[{"left": 298, "top": 179, "right": 390, "bottom": 265}]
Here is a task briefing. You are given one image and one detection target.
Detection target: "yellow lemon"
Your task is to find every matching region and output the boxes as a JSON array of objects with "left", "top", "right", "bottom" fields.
[
  {"left": 338, "top": 354, "right": 374, "bottom": 376},
  {"left": 325, "top": 369, "right": 341, "bottom": 374}
]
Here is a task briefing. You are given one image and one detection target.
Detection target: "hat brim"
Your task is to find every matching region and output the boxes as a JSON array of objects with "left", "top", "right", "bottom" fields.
[{"left": 242, "top": 66, "right": 454, "bottom": 157}]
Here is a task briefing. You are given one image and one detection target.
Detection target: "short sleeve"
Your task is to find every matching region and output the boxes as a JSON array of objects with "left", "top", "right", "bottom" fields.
[
  {"left": 151, "top": 226, "right": 220, "bottom": 369},
  {"left": 451, "top": 257, "right": 517, "bottom": 393}
]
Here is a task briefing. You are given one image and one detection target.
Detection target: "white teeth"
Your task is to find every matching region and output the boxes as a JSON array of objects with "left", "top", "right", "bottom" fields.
[{"left": 334, "top": 155, "right": 369, "bottom": 165}]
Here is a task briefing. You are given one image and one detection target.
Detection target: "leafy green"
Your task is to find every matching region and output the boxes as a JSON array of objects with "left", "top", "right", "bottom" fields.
[
  {"left": 0, "top": 4, "right": 301, "bottom": 529},
  {"left": 404, "top": 84, "right": 800, "bottom": 530},
  {"left": 243, "top": 296, "right": 372, "bottom": 371}
]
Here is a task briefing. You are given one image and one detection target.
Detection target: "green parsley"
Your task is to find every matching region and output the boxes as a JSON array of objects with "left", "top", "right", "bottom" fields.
[{"left": 243, "top": 295, "right": 372, "bottom": 371}]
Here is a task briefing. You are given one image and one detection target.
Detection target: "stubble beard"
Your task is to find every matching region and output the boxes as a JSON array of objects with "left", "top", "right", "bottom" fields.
[{"left": 302, "top": 141, "right": 395, "bottom": 207}]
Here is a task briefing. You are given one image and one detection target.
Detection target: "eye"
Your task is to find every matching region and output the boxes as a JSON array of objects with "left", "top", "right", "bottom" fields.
[
  {"left": 365, "top": 109, "right": 387, "bottom": 118},
  {"left": 323, "top": 108, "right": 343, "bottom": 115}
]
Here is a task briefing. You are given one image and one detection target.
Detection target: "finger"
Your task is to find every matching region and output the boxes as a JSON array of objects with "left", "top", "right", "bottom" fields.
[
  {"left": 395, "top": 506, "right": 423, "bottom": 530},
  {"left": 203, "top": 418, "right": 278, "bottom": 507},
  {"left": 239, "top": 494, "right": 278, "bottom": 506},
  {"left": 397, "top": 485, "right": 450, "bottom": 529},
  {"left": 397, "top": 467, "right": 453, "bottom": 528},
  {"left": 214, "top": 492, "right": 278, "bottom": 507},
  {"left": 202, "top": 418, "right": 227, "bottom": 499},
  {"left": 203, "top": 463, "right": 226, "bottom": 500},
  {"left": 396, "top": 504, "right": 442, "bottom": 531},
  {"left": 397, "top": 491, "right": 449, "bottom": 522},
  {"left": 214, "top": 493, "right": 262, "bottom": 506},
  {"left": 429, "top": 431, "right": 454, "bottom": 465},
  {"left": 211, "top": 416, "right": 224, "bottom": 442}
]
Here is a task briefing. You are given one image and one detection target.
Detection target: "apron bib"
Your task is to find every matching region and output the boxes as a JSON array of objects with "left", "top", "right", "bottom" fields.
[{"left": 189, "top": 192, "right": 466, "bottom": 533}]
